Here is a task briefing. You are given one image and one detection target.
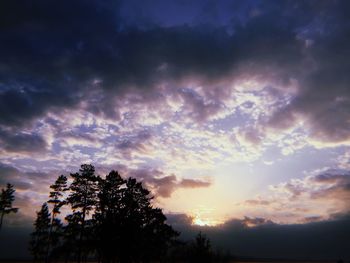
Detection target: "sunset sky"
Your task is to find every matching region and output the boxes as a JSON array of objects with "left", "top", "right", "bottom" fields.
[{"left": 1, "top": 0, "right": 350, "bottom": 259}]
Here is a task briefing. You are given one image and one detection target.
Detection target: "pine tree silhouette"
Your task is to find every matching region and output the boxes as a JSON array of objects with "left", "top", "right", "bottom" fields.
[
  {"left": 67, "top": 164, "right": 99, "bottom": 263},
  {"left": 62, "top": 212, "right": 82, "bottom": 262},
  {"left": 29, "top": 164, "right": 179, "bottom": 263},
  {"left": 0, "top": 183, "right": 18, "bottom": 231},
  {"left": 30, "top": 203, "right": 51, "bottom": 262},
  {"left": 46, "top": 175, "right": 67, "bottom": 262},
  {"left": 94, "top": 170, "right": 126, "bottom": 263}
]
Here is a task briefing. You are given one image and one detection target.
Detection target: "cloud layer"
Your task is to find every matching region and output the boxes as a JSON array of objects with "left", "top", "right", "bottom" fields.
[
  {"left": 1, "top": 1, "right": 350, "bottom": 254},
  {"left": 1, "top": 0, "right": 349, "bottom": 145},
  {"left": 243, "top": 168, "right": 350, "bottom": 223}
]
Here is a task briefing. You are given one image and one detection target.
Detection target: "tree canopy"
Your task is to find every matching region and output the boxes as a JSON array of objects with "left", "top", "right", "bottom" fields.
[
  {"left": 0, "top": 183, "right": 18, "bottom": 231},
  {"left": 30, "top": 164, "right": 179, "bottom": 263}
]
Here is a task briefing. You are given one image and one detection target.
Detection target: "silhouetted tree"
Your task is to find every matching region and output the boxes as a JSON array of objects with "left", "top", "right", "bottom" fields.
[
  {"left": 48, "top": 175, "right": 68, "bottom": 220},
  {"left": 61, "top": 212, "right": 82, "bottom": 262},
  {"left": 46, "top": 175, "right": 67, "bottom": 262},
  {"left": 119, "top": 177, "right": 179, "bottom": 263},
  {"left": 29, "top": 164, "right": 179, "bottom": 263},
  {"left": 66, "top": 164, "right": 99, "bottom": 263},
  {"left": 0, "top": 183, "right": 18, "bottom": 231},
  {"left": 189, "top": 232, "right": 212, "bottom": 263},
  {"left": 141, "top": 207, "right": 179, "bottom": 262},
  {"left": 94, "top": 170, "right": 126, "bottom": 263},
  {"left": 166, "top": 240, "right": 187, "bottom": 263},
  {"left": 118, "top": 178, "right": 153, "bottom": 263},
  {"left": 94, "top": 173, "right": 179, "bottom": 263},
  {"left": 30, "top": 203, "right": 51, "bottom": 262}
]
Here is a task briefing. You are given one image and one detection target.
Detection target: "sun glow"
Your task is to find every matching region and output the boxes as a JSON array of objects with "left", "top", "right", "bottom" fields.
[
  {"left": 193, "top": 217, "right": 218, "bottom": 226},
  {"left": 191, "top": 206, "right": 223, "bottom": 226}
]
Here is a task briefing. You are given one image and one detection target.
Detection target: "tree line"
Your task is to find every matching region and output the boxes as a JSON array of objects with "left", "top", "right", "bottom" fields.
[
  {"left": 29, "top": 164, "right": 181, "bottom": 263},
  {"left": 1, "top": 164, "right": 233, "bottom": 263}
]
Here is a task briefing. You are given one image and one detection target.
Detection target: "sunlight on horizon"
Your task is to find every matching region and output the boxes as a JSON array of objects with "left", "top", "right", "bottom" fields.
[
  {"left": 193, "top": 217, "right": 217, "bottom": 226},
  {"left": 190, "top": 205, "right": 226, "bottom": 226}
]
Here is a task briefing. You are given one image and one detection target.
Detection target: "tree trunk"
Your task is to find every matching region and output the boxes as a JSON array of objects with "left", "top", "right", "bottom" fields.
[
  {"left": 45, "top": 211, "right": 56, "bottom": 263},
  {"left": 0, "top": 211, "right": 5, "bottom": 231},
  {"left": 78, "top": 200, "right": 87, "bottom": 263}
]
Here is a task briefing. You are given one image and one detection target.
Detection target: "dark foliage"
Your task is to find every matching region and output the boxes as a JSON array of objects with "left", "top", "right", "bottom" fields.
[
  {"left": 94, "top": 170, "right": 126, "bottom": 263},
  {"left": 67, "top": 164, "right": 99, "bottom": 263},
  {"left": 47, "top": 175, "right": 67, "bottom": 261},
  {"left": 166, "top": 232, "right": 232, "bottom": 263},
  {"left": 30, "top": 164, "right": 179, "bottom": 263},
  {"left": 188, "top": 232, "right": 212, "bottom": 263},
  {"left": 48, "top": 175, "right": 68, "bottom": 215},
  {"left": 29, "top": 203, "right": 51, "bottom": 261},
  {"left": 0, "top": 183, "right": 18, "bottom": 231}
]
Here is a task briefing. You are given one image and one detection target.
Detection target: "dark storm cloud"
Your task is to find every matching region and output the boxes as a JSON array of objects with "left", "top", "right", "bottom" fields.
[
  {"left": 1, "top": 0, "right": 349, "bottom": 145},
  {"left": 266, "top": 1, "right": 350, "bottom": 143},
  {"left": 170, "top": 214, "right": 350, "bottom": 260},
  {"left": 0, "top": 0, "right": 350, "bottom": 145},
  {"left": 0, "top": 0, "right": 121, "bottom": 126},
  {"left": 0, "top": 0, "right": 311, "bottom": 128},
  {"left": 0, "top": 128, "right": 47, "bottom": 153}
]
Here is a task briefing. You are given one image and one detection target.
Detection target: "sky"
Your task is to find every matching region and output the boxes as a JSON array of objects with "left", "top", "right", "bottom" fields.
[{"left": 1, "top": 0, "right": 350, "bottom": 259}]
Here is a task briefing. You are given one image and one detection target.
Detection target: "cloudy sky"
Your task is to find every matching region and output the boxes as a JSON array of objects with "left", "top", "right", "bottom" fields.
[{"left": 1, "top": 0, "right": 350, "bottom": 258}]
